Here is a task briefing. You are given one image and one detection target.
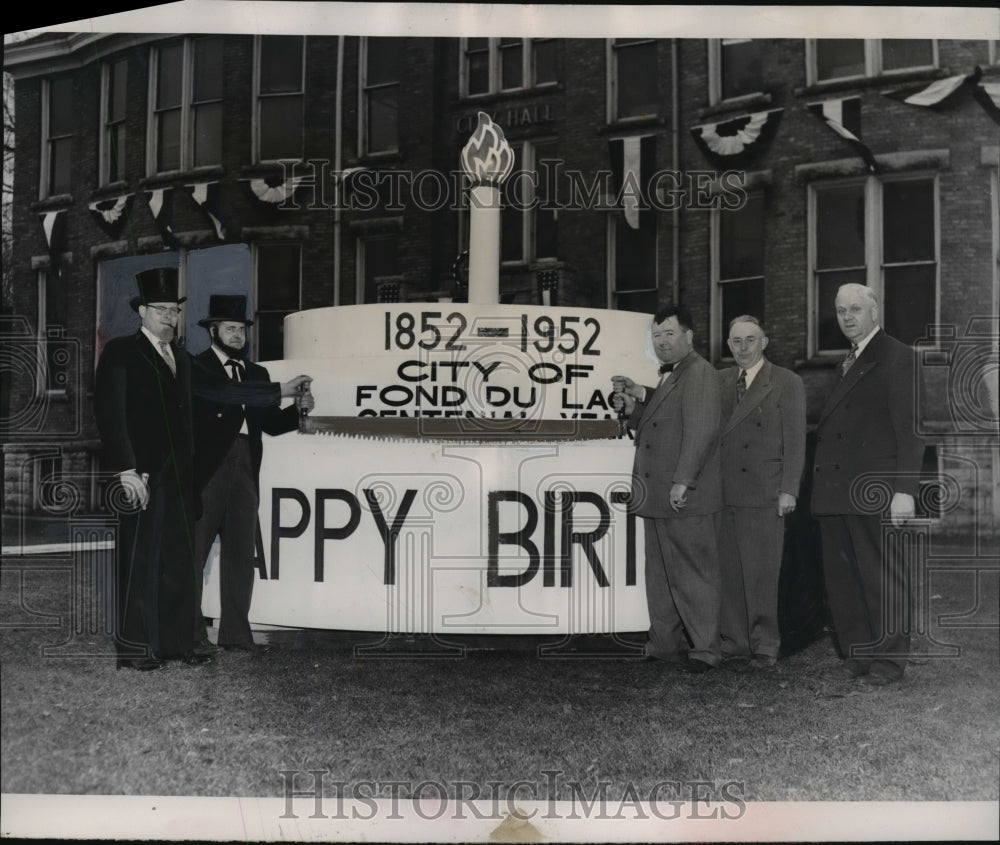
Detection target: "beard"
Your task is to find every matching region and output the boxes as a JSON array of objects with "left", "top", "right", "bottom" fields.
[{"left": 213, "top": 337, "right": 247, "bottom": 359}]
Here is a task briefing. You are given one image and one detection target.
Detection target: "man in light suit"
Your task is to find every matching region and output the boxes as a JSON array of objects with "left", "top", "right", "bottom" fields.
[
  {"left": 812, "top": 284, "right": 924, "bottom": 686},
  {"left": 191, "top": 295, "right": 313, "bottom": 656},
  {"left": 716, "top": 315, "right": 806, "bottom": 666},
  {"left": 94, "top": 269, "right": 311, "bottom": 671},
  {"left": 612, "top": 306, "right": 723, "bottom": 673}
]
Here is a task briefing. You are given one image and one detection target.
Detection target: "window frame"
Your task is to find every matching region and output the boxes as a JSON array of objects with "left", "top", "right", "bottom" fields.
[
  {"left": 99, "top": 59, "right": 128, "bottom": 186},
  {"left": 710, "top": 191, "right": 767, "bottom": 362},
  {"left": 359, "top": 36, "right": 400, "bottom": 157},
  {"left": 806, "top": 38, "right": 938, "bottom": 86},
  {"left": 606, "top": 214, "right": 658, "bottom": 312},
  {"left": 252, "top": 241, "right": 303, "bottom": 361},
  {"left": 356, "top": 235, "right": 401, "bottom": 304},
  {"left": 254, "top": 34, "right": 306, "bottom": 164},
  {"left": 459, "top": 37, "right": 557, "bottom": 97},
  {"left": 499, "top": 139, "right": 559, "bottom": 267},
  {"left": 707, "top": 38, "right": 764, "bottom": 106},
  {"left": 39, "top": 76, "right": 74, "bottom": 199},
  {"left": 807, "top": 172, "right": 940, "bottom": 356},
  {"left": 607, "top": 37, "right": 658, "bottom": 125},
  {"left": 146, "top": 36, "right": 224, "bottom": 177},
  {"left": 36, "top": 268, "right": 68, "bottom": 396}
]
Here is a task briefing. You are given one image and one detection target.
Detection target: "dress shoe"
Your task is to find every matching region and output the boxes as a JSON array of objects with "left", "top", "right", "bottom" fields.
[
  {"left": 181, "top": 650, "right": 214, "bottom": 666},
  {"left": 116, "top": 656, "right": 166, "bottom": 672},
  {"left": 678, "top": 657, "right": 713, "bottom": 674},
  {"left": 194, "top": 638, "right": 219, "bottom": 655}
]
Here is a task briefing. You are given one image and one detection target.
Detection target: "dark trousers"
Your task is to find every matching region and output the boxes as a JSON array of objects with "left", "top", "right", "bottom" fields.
[
  {"left": 717, "top": 506, "right": 785, "bottom": 659},
  {"left": 193, "top": 436, "right": 259, "bottom": 647},
  {"left": 643, "top": 514, "right": 722, "bottom": 666},
  {"left": 818, "top": 514, "right": 911, "bottom": 678},
  {"left": 116, "top": 476, "right": 198, "bottom": 659}
]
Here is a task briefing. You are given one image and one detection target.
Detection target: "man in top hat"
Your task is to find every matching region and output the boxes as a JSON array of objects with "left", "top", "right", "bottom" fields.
[
  {"left": 190, "top": 294, "right": 314, "bottom": 656},
  {"left": 94, "top": 268, "right": 312, "bottom": 670}
]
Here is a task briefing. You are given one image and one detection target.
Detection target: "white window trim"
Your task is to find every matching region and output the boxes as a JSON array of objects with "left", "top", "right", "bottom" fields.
[
  {"left": 147, "top": 37, "right": 223, "bottom": 177},
  {"left": 806, "top": 39, "right": 938, "bottom": 87},
  {"left": 606, "top": 214, "right": 658, "bottom": 311},
  {"left": 607, "top": 37, "right": 658, "bottom": 125},
  {"left": 359, "top": 36, "right": 399, "bottom": 156},
  {"left": 708, "top": 38, "right": 764, "bottom": 107},
  {"left": 710, "top": 197, "right": 767, "bottom": 363},
  {"left": 251, "top": 242, "right": 302, "bottom": 360},
  {"left": 807, "top": 173, "right": 940, "bottom": 356},
  {"left": 459, "top": 38, "right": 550, "bottom": 97},
  {"left": 99, "top": 59, "right": 126, "bottom": 185},
  {"left": 254, "top": 34, "right": 306, "bottom": 164}
]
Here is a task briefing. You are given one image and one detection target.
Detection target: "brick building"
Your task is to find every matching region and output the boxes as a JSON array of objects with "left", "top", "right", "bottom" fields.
[{"left": 3, "top": 34, "right": 998, "bottom": 533}]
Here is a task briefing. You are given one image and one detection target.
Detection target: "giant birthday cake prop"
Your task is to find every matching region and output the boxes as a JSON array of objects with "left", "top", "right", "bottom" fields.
[{"left": 202, "top": 114, "right": 657, "bottom": 635}]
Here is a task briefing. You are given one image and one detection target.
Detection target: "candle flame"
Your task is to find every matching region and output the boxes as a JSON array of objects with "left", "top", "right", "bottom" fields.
[{"left": 461, "top": 112, "right": 515, "bottom": 186}]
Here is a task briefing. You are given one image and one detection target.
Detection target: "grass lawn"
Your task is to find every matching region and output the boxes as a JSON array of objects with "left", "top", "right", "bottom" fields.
[{"left": 1, "top": 557, "right": 998, "bottom": 803}]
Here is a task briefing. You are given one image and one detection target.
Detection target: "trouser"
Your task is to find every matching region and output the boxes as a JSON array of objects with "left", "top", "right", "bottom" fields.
[
  {"left": 818, "top": 514, "right": 911, "bottom": 678},
  {"left": 643, "top": 514, "right": 722, "bottom": 666},
  {"left": 717, "top": 506, "right": 785, "bottom": 659},
  {"left": 192, "top": 436, "right": 259, "bottom": 647}
]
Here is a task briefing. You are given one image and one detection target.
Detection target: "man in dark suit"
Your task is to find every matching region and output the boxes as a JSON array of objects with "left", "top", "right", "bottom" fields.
[
  {"left": 94, "top": 269, "right": 311, "bottom": 671},
  {"left": 716, "top": 315, "right": 806, "bottom": 666},
  {"left": 612, "top": 306, "right": 723, "bottom": 673},
  {"left": 812, "top": 283, "right": 924, "bottom": 686},
  {"left": 191, "top": 295, "right": 313, "bottom": 656}
]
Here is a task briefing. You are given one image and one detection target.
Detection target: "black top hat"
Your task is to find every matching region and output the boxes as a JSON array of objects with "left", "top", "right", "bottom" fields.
[
  {"left": 197, "top": 294, "right": 254, "bottom": 327},
  {"left": 130, "top": 267, "right": 186, "bottom": 311}
]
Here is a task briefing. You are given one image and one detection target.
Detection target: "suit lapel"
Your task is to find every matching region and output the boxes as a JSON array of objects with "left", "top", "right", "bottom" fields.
[
  {"left": 819, "top": 331, "right": 884, "bottom": 422},
  {"left": 723, "top": 360, "right": 773, "bottom": 434},
  {"left": 639, "top": 353, "right": 691, "bottom": 426}
]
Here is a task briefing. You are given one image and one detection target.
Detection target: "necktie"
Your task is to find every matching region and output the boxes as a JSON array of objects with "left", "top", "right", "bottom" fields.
[
  {"left": 158, "top": 341, "right": 176, "bottom": 376},
  {"left": 736, "top": 369, "right": 747, "bottom": 403},
  {"left": 841, "top": 344, "right": 859, "bottom": 377},
  {"left": 226, "top": 359, "right": 244, "bottom": 382}
]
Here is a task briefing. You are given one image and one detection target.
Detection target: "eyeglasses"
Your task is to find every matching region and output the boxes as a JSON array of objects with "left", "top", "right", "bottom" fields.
[{"left": 146, "top": 305, "right": 183, "bottom": 316}]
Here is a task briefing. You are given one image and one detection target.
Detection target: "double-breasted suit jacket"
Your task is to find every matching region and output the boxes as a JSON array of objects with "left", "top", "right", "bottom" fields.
[
  {"left": 716, "top": 359, "right": 806, "bottom": 659},
  {"left": 811, "top": 328, "right": 924, "bottom": 677},
  {"left": 718, "top": 360, "right": 806, "bottom": 507},
  {"left": 628, "top": 350, "right": 723, "bottom": 519}
]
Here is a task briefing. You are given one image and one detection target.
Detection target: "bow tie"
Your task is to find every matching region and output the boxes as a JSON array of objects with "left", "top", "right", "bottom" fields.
[{"left": 658, "top": 362, "right": 675, "bottom": 375}]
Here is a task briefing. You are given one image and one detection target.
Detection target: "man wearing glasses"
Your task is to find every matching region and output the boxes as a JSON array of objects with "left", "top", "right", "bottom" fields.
[{"left": 94, "top": 268, "right": 311, "bottom": 671}]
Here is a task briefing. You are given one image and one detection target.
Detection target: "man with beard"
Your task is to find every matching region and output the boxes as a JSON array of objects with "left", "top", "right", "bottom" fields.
[
  {"left": 191, "top": 295, "right": 314, "bottom": 656},
  {"left": 95, "top": 270, "right": 312, "bottom": 670}
]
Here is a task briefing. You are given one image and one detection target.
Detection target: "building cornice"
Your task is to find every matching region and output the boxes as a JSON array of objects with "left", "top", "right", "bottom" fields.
[{"left": 4, "top": 32, "right": 172, "bottom": 79}]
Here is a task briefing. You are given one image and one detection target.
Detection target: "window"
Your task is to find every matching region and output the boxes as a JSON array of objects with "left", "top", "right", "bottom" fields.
[
  {"left": 810, "top": 176, "right": 937, "bottom": 353},
  {"left": 608, "top": 215, "right": 657, "bottom": 313},
  {"left": 609, "top": 39, "right": 658, "bottom": 123},
  {"left": 37, "top": 269, "right": 69, "bottom": 393},
  {"left": 257, "top": 35, "right": 305, "bottom": 162},
  {"left": 254, "top": 244, "right": 301, "bottom": 361},
  {"left": 808, "top": 39, "right": 936, "bottom": 84},
  {"left": 498, "top": 141, "right": 558, "bottom": 265},
  {"left": 42, "top": 76, "right": 74, "bottom": 197},
  {"left": 714, "top": 193, "right": 765, "bottom": 358},
  {"left": 361, "top": 37, "right": 399, "bottom": 155},
  {"left": 358, "top": 237, "right": 400, "bottom": 304},
  {"left": 150, "top": 36, "right": 223, "bottom": 174},
  {"left": 460, "top": 38, "right": 558, "bottom": 96},
  {"left": 101, "top": 60, "right": 127, "bottom": 184},
  {"left": 709, "top": 39, "right": 763, "bottom": 104}
]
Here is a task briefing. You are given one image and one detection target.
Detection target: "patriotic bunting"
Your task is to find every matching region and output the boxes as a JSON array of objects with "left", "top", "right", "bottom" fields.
[
  {"left": 143, "top": 187, "right": 179, "bottom": 248},
  {"left": 690, "top": 109, "right": 783, "bottom": 169},
  {"left": 884, "top": 66, "right": 1000, "bottom": 125},
  {"left": 806, "top": 97, "right": 878, "bottom": 174},
  {"left": 39, "top": 209, "right": 67, "bottom": 261},
  {"left": 87, "top": 194, "right": 134, "bottom": 240},
  {"left": 186, "top": 181, "right": 226, "bottom": 240},
  {"left": 247, "top": 175, "right": 305, "bottom": 205},
  {"left": 609, "top": 136, "right": 656, "bottom": 231}
]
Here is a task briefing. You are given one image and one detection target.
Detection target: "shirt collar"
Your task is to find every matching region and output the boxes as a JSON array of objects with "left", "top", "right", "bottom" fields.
[
  {"left": 853, "top": 326, "right": 881, "bottom": 356},
  {"left": 141, "top": 326, "right": 171, "bottom": 350},
  {"left": 741, "top": 357, "right": 766, "bottom": 385}
]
